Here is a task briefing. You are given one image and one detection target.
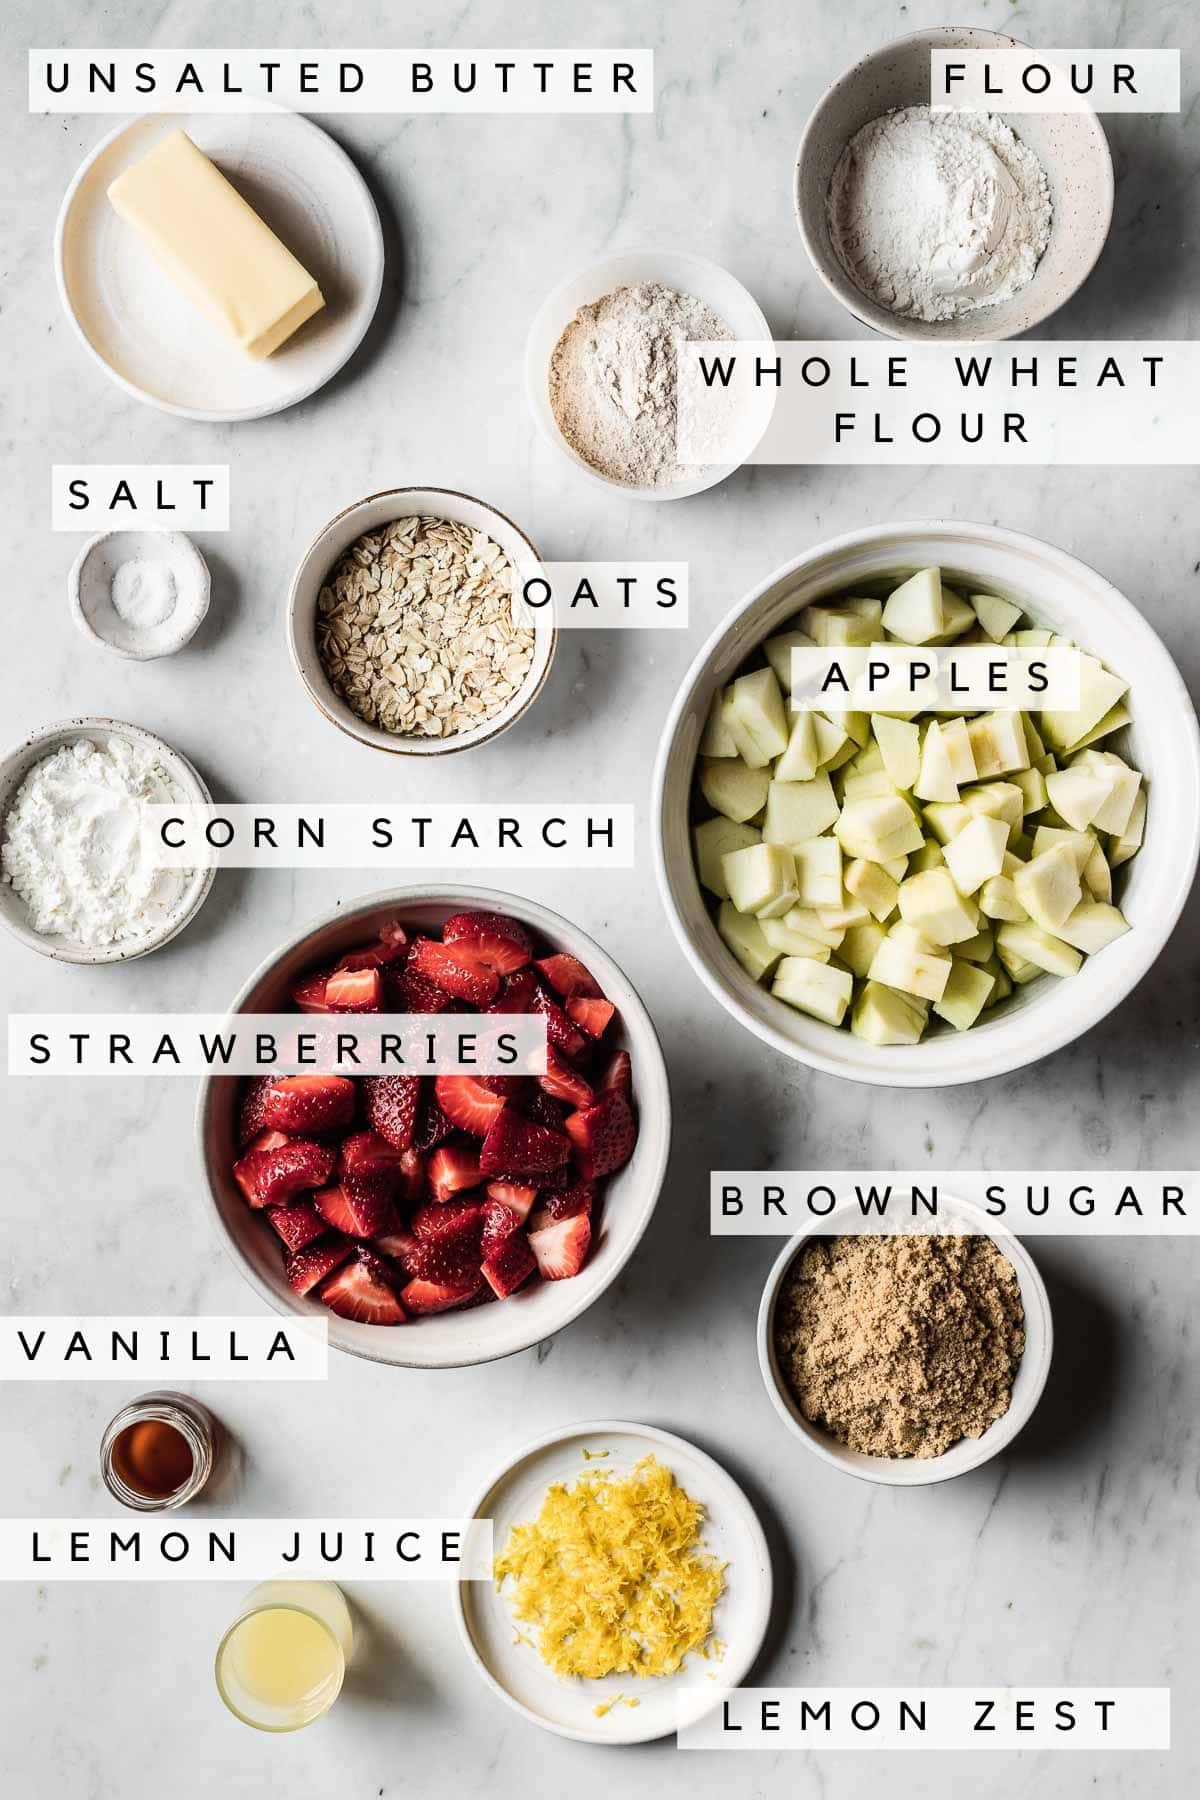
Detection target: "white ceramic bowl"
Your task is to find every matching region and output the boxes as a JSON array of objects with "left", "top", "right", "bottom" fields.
[
  {"left": 654, "top": 519, "right": 1200, "bottom": 1087},
  {"left": 525, "top": 249, "right": 774, "bottom": 500},
  {"left": 454, "top": 1419, "right": 773, "bottom": 1743},
  {"left": 0, "top": 716, "right": 215, "bottom": 964},
  {"left": 69, "top": 529, "right": 211, "bottom": 660},
  {"left": 195, "top": 886, "right": 671, "bottom": 1368},
  {"left": 287, "top": 486, "right": 555, "bottom": 757},
  {"left": 757, "top": 1196, "right": 1053, "bottom": 1486},
  {"left": 794, "top": 26, "right": 1114, "bottom": 341}
]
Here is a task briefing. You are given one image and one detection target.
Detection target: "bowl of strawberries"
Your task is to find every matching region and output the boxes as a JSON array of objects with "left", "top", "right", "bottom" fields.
[{"left": 196, "top": 887, "right": 670, "bottom": 1367}]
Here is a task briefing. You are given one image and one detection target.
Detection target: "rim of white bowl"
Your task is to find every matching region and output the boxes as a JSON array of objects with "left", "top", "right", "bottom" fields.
[
  {"left": 194, "top": 884, "right": 672, "bottom": 1369},
  {"left": 793, "top": 25, "right": 1114, "bottom": 343},
  {"left": 653, "top": 517, "right": 1200, "bottom": 1088},
  {"left": 286, "top": 485, "right": 556, "bottom": 757},
  {"left": 755, "top": 1198, "right": 1054, "bottom": 1486},
  {"left": 524, "top": 247, "right": 774, "bottom": 501},
  {"left": 0, "top": 715, "right": 216, "bottom": 964},
  {"left": 53, "top": 109, "right": 385, "bottom": 423}
]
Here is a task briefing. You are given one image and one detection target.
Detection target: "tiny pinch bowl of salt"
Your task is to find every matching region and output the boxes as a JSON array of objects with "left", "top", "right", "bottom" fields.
[
  {"left": 0, "top": 717, "right": 215, "bottom": 963},
  {"left": 794, "top": 25, "right": 1113, "bottom": 341},
  {"left": 70, "top": 529, "right": 211, "bottom": 659}
]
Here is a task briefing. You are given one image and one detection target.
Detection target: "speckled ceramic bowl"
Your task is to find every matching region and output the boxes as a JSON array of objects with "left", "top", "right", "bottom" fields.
[{"left": 794, "top": 26, "right": 1114, "bottom": 341}]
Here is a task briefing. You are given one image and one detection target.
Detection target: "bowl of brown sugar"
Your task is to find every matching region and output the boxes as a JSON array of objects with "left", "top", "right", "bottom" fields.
[{"left": 757, "top": 1196, "right": 1052, "bottom": 1486}]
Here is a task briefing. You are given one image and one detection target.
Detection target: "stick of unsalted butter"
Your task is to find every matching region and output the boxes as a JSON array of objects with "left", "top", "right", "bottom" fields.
[{"left": 107, "top": 130, "right": 325, "bottom": 359}]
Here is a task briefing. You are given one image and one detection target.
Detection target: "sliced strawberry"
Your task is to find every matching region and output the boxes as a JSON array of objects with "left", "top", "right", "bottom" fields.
[
  {"left": 481, "top": 1199, "right": 520, "bottom": 1258},
  {"left": 336, "top": 922, "right": 408, "bottom": 972},
  {"left": 410, "top": 936, "right": 499, "bottom": 1006},
  {"left": 598, "top": 1048, "right": 633, "bottom": 1099},
  {"left": 535, "top": 953, "right": 604, "bottom": 999},
  {"left": 442, "top": 910, "right": 533, "bottom": 976},
  {"left": 523, "top": 1085, "right": 567, "bottom": 1131},
  {"left": 339, "top": 1130, "right": 408, "bottom": 1186},
  {"left": 528, "top": 1212, "right": 592, "bottom": 1281},
  {"left": 265, "top": 1199, "right": 328, "bottom": 1253},
  {"left": 412, "top": 1197, "right": 483, "bottom": 1251},
  {"left": 479, "top": 1107, "right": 570, "bottom": 1179},
  {"left": 527, "top": 1181, "right": 595, "bottom": 1233},
  {"left": 285, "top": 1235, "right": 353, "bottom": 1295},
  {"left": 318, "top": 1249, "right": 406, "bottom": 1325},
  {"left": 234, "top": 1136, "right": 335, "bottom": 1208},
  {"left": 396, "top": 1148, "right": 427, "bottom": 1207},
  {"left": 404, "top": 1235, "right": 481, "bottom": 1284},
  {"left": 400, "top": 1272, "right": 484, "bottom": 1315},
  {"left": 291, "top": 968, "right": 333, "bottom": 1013},
  {"left": 262, "top": 1075, "right": 357, "bottom": 1135},
  {"left": 434, "top": 1073, "right": 519, "bottom": 1136},
  {"left": 537, "top": 1046, "right": 594, "bottom": 1110},
  {"left": 324, "top": 966, "right": 382, "bottom": 1012},
  {"left": 373, "top": 1225, "right": 419, "bottom": 1267},
  {"left": 530, "top": 984, "right": 588, "bottom": 1059},
  {"left": 413, "top": 1091, "right": 454, "bottom": 1152},
  {"left": 427, "top": 1144, "right": 482, "bottom": 1203},
  {"left": 314, "top": 1183, "right": 391, "bottom": 1239},
  {"left": 482, "top": 1234, "right": 537, "bottom": 1300},
  {"left": 565, "top": 1090, "right": 637, "bottom": 1180},
  {"left": 387, "top": 957, "right": 455, "bottom": 1014},
  {"left": 238, "top": 1076, "right": 276, "bottom": 1145},
  {"left": 484, "top": 1181, "right": 538, "bottom": 1220},
  {"left": 565, "top": 997, "right": 615, "bottom": 1040},
  {"left": 362, "top": 1074, "right": 421, "bottom": 1150},
  {"left": 486, "top": 967, "right": 540, "bottom": 1014}
]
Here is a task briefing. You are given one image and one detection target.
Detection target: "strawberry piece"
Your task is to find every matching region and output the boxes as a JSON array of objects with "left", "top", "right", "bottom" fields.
[
  {"left": 530, "top": 984, "right": 588, "bottom": 1059},
  {"left": 374, "top": 1231, "right": 420, "bottom": 1277},
  {"left": 484, "top": 1181, "right": 538, "bottom": 1220},
  {"left": 394, "top": 1148, "right": 426, "bottom": 1208},
  {"left": 285, "top": 1235, "right": 353, "bottom": 1295},
  {"left": 442, "top": 910, "right": 533, "bottom": 975},
  {"left": 486, "top": 967, "right": 539, "bottom": 1014},
  {"left": 564, "top": 1090, "right": 637, "bottom": 1180},
  {"left": 362, "top": 1074, "right": 421, "bottom": 1150},
  {"left": 427, "top": 1145, "right": 482, "bottom": 1203},
  {"left": 410, "top": 937, "right": 499, "bottom": 1006},
  {"left": 479, "top": 1107, "right": 570, "bottom": 1179},
  {"left": 265, "top": 1199, "right": 328, "bottom": 1253},
  {"left": 324, "top": 966, "right": 382, "bottom": 1012},
  {"left": 400, "top": 1272, "right": 484, "bottom": 1315},
  {"left": 481, "top": 1200, "right": 520, "bottom": 1258},
  {"left": 262, "top": 1075, "right": 357, "bottom": 1135},
  {"left": 598, "top": 1049, "right": 633, "bottom": 1099},
  {"left": 535, "top": 953, "right": 604, "bottom": 999},
  {"left": 523, "top": 1086, "right": 567, "bottom": 1131},
  {"left": 336, "top": 922, "right": 408, "bottom": 972},
  {"left": 412, "top": 1197, "right": 483, "bottom": 1252},
  {"left": 339, "top": 1130, "right": 409, "bottom": 1187},
  {"left": 413, "top": 1091, "right": 454, "bottom": 1152},
  {"left": 434, "top": 1073, "right": 519, "bottom": 1136},
  {"left": 388, "top": 957, "right": 455, "bottom": 1014},
  {"left": 482, "top": 1234, "right": 537, "bottom": 1299},
  {"left": 291, "top": 969, "right": 333, "bottom": 1013},
  {"left": 537, "top": 1046, "right": 594, "bottom": 1110},
  {"left": 318, "top": 1249, "right": 406, "bottom": 1325},
  {"left": 565, "top": 997, "right": 615, "bottom": 1040},
  {"left": 528, "top": 1212, "right": 592, "bottom": 1281},
  {"left": 527, "top": 1182, "right": 595, "bottom": 1232},
  {"left": 404, "top": 1236, "right": 481, "bottom": 1284},
  {"left": 238, "top": 1076, "right": 276, "bottom": 1145},
  {"left": 234, "top": 1135, "right": 334, "bottom": 1208},
  {"left": 314, "top": 1183, "right": 392, "bottom": 1239}
]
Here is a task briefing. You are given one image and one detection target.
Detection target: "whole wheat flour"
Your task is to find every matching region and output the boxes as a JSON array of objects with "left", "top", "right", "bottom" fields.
[{"left": 775, "top": 1233, "right": 1025, "bottom": 1458}]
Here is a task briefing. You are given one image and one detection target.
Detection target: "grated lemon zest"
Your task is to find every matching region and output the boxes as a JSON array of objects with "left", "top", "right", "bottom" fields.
[{"left": 495, "top": 1455, "right": 726, "bottom": 1681}]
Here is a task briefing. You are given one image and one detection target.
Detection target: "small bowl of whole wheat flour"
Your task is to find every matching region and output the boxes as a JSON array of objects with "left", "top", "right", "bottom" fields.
[
  {"left": 0, "top": 717, "right": 215, "bottom": 963},
  {"left": 794, "top": 26, "right": 1113, "bottom": 340},
  {"left": 527, "top": 250, "right": 774, "bottom": 499},
  {"left": 757, "top": 1195, "right": 1052, "bottom": 1486}
]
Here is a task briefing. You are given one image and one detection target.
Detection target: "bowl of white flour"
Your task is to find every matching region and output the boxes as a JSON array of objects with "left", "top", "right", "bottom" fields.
[
  {"left": 0, "top": 717, "right": 215, "bottom": 963},
  {"left": 794, "top": 26, "right": 1113, "bottom": 341}
]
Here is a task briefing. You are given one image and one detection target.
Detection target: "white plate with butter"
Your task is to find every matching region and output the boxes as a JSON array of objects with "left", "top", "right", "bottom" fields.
[
  {"left": 56, "top": 111, "right": 384, "bottom": 422},
  {"left": 453, "top": 1420, "right": 773, "bottom": 1744}
]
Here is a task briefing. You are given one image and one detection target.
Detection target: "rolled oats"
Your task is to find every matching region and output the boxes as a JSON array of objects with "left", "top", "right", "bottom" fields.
[{"left": 315, "top": 515, "right": 536, "bottom": 740}]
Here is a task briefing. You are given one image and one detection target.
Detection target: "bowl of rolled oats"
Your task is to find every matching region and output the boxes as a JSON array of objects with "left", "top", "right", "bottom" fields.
[{"left": 288, "top": 487, "right": 554, "bottom": 755}]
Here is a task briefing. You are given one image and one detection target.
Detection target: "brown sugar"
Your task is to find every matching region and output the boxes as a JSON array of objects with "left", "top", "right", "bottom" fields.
[{"left": 774, "top": 1234, "right": 1025, "bottom": 1459}]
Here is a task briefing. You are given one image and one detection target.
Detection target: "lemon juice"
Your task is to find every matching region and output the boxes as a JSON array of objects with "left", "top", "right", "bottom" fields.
[{"left": 215, "top": 1580, "right": 352, "bottom": 1730}]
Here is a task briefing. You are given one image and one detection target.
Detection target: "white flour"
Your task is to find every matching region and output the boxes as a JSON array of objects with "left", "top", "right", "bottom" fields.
[
  {"left": 1, "top": 736, "right": 185, "bottom": 946},
  {"left": 549, "top": 280, "right": 733, "bottom": 486},
  {"left": 827, "top": 105, "right": 1052, "bottom": 323}
]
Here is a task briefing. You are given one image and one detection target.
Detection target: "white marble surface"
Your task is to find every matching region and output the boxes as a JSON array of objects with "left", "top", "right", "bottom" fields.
[{"left": 2, "top": 0, "right": 1198, "bottom": 1794}]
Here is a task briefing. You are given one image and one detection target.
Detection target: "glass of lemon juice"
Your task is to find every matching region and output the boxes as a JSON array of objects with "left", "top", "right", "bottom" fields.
[{"left": 215, "top": 1580, "right": 352, "bottom": 1730}]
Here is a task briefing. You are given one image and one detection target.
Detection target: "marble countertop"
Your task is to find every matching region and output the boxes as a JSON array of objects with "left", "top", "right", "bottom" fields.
[{"left": 2, "top": 0, "right": 1197, "bottom": 1795}]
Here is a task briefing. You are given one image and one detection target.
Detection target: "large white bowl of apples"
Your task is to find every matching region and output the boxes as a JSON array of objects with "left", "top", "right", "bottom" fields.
[
  {"left": 655, "top": 520, "right": 1200, "bottom": 1087},
  {"left": 197, "top": 888, "right": 670, "bottom": 1367}
]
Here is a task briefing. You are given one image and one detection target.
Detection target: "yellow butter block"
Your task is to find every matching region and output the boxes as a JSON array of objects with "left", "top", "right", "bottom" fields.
[{"left": 108, "top": 130, "right": 324, "bottom": 358}]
